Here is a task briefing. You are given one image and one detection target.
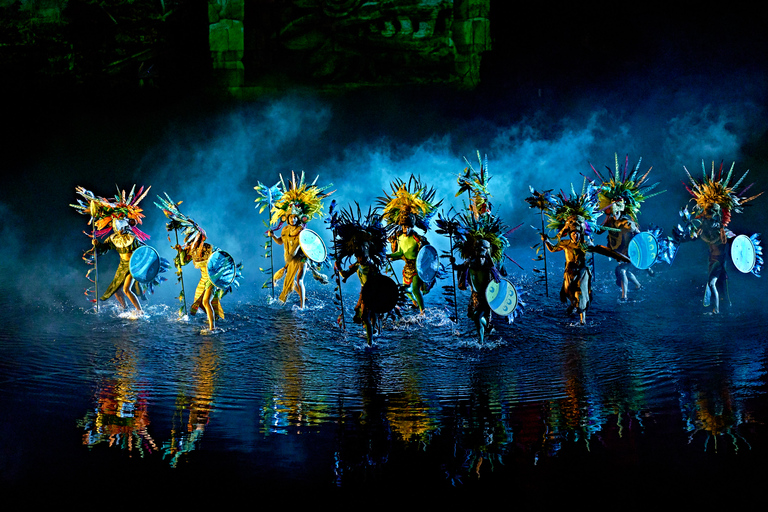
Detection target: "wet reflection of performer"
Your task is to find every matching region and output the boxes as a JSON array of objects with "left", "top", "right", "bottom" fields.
[
  {"left": 257, "top": 171, "right": 334, "bottom": 308},
  {"left": 675, "top": 161, "right": 764, "bottom": 314},
  {"left": 378, "top": 176, "right": 442, "bottom": 314},
  {"left": 72, "top": 185, "right": 156, "bottom": 313},
  {"left": 78, "top": 347, "right": 157, "bottom": 456},
  {"left": 593, "top": 155, "right": 664, "bottom": 301}
]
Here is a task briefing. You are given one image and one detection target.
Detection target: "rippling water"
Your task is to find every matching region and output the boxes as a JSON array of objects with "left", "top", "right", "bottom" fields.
[{"left": 2, "top": 262, "right": 767, "bottom": 503}]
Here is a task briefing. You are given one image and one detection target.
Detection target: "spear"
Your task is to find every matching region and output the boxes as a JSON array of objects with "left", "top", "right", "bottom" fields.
[
  {"left": 92, "top": 217, "right": 99, "bottom": 313},
  {"left": 525, "top": 188, "right": 553, "bottom": 297},
  {"left": 332, "top": 224, "right": 346, "bottom": 331},
  {"left": 326, "top": 201, "right": 346, "bottom": 330},
  {"left": 539, "top": 208, "right": 549, "bottom": 297},
  {"left": 267, "top": 190, "right": 276, "bottom": 300},
  {"left": 447, "top": 228, "right": 459, "bottom": 322},
  {"left": 172, "top": 228, "right": 188, "bottom": 316}
]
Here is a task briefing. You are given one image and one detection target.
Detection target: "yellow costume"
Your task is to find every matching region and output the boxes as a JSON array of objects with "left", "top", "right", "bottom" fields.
[
  {"left": 183, "top": 243, "right": 225, "bottom": 321},
  {"left": 273, "top": 223, "right": 307, "bottom": 303}
]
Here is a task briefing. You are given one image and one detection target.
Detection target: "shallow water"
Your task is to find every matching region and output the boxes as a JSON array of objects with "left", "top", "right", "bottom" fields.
[{"left": 2, "top": 262, "right": 767, "bottom": 503}]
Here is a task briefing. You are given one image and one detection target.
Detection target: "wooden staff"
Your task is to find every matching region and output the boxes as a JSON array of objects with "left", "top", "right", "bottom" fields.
[
  {"left": 331, "top": 224, "right": 346, "bottom": 330},
  {"left": 173, "top": 228, "right": 188, "bottom": 315},
  {"left": 448, "top": 229, "right": 459, "bottom": 322},
  {"left": 92, "top": 220, "right": 99, "bottom": 313},
  {"left": 540, "top": 209, "right": 549, "bottom": 297}
]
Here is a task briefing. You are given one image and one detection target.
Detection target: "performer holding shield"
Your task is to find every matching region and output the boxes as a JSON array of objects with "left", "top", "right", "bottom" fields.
[
  {"left": 673, "top": 161, "right": 763, "bottom": 314},
  {"left": 258, "top": 171, "right": 334, "bottom": 308},
  {"left": 155, "top": 194, "right": 242, "bottom": 331},
  {"left": 439, "top": 152, "right": 518, "bottom": 342},
  {"left": 591, "top": 154, "right": 664, "bottom": 301},
  {"left": 72, "top": 185, "right": 167, "bottom": 313},
  {"left": 378, "top": 175, "right": 442, "bottom": 314}
]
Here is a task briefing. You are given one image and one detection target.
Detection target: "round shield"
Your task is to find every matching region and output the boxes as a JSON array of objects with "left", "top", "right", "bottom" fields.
[
  {"left": 485, "top": 278, "right": 518, "bottom": 317},
  {"left": 299, "top": 229, "right": 327, "bottom": 263},
  {"left": 207, "top": 250, "right": 237, "bottom": 289},
  {"left": 361, "top": 273, "right": 400, "bottom": 313},
  {"left": 129, "top": 245, "right": 161, "bottom": 284},
  {"left": 731, "top": 234, "right": 756, "bottom": 274},
  {"left": 415, "top": 244, "right": 439, "bottom": 283},
  {"left": 628, "top": 231, "right": 659, "bottom": 270}
]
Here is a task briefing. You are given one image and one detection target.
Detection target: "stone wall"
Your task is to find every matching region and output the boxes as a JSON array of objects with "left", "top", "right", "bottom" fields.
[{"left": 208, "top": 0, "right": 245, "bottom": 88}]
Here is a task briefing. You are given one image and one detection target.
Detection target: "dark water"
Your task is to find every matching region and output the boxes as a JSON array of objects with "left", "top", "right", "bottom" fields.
[{"left": 2, "top": 254, "right": 767, "bottom": 503}]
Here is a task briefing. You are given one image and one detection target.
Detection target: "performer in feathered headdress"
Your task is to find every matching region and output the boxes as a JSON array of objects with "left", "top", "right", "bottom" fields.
[
  {"left": 256, "top": 171, "right": 334, "bottom": 308},
  {"left": 538, "top": 180, "right": 629, "bottom": 325},
  {"left": 155, "top": 193, "right": 242, "bottom": 331},
  {"left": 378, "top": 175, "right": 442, "bottom": 314},
  {"left": 72, "top": 185, "right": 165, "bottom": 313},
  {"left": 438, "top": 152, "right": 520, "bottom": 341},
  {"left": 331, "top": 203, "right": 407, "bottom": 345},
  {"left": 674, "top": 161, "right": 763, "bottom": 314},
  {"left": 591, "top": 154, "right": 665, "bottom": 301}
]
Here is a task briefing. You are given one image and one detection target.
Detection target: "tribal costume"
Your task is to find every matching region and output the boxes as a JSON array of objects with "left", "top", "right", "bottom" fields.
[
  {"left": 155, "top": 193, "right": 242, "bottom": 329},
  {"left": 591, "top": 154, "right": 664, "bottom": 299},
  {"left": 256, "top": 171, "right": 334, "bottom": 308},
  {"left": 675, "top": 161, "right": 764, "bottom": 313},
  {"left": 72, "top": 185, "right": 160, "bottom": 312},
  {"left": 378, "top": 175, "right": 442, "bottom": 313},
  {"left": 330, "top": 204, "right": 404, "bottom": 345},
  {"left": 537, "top": 181, "right": 626, "bottom": 324},
  {"left": 438, "top": 152, "right": 520, "bottom": 341}
]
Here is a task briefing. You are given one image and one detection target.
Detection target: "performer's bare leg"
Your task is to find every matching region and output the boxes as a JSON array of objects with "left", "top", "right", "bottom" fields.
[
  {"left": 202, "top": 286, "right": 215, "bottom": 329},
  {"left": 295, "top": 264, "right": 307, "bottom": 309},
  {"left": 704, "top": 277, "right": 720, "bottom": 314},
  {"left": 122, "top": 275, "right": 142, "bottom": 311}
]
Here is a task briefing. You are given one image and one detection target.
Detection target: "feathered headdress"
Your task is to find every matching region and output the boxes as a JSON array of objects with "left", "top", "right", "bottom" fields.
[
  {"left": 331, "top": 203, "right": 389, "bottom": 269},
  {"left": 154, "top": 193, "right": 207, "bottom": 254},
  {"left": 544, "top": 180, "right": 604, "bottom": 239},
  {"left": 590, "top": 153, "right": 664, "bottom": 221},
  {"left": 71, "top": 185, "right": 151, "bottom": 242},
  {"left": 377, "top": 175, "right": 442, "bottom": 235},
  {"left": 453, "top": 213, "right": 514, "bottom": 264},
  {"left": 256, "top": 171, "right": 334, "bottom": 226},
  {"left": 683, "top": 160, "right": 763, "bottom": 226},
  {"left": 457, "top": 151, "right": 493, "bottom": 220}
]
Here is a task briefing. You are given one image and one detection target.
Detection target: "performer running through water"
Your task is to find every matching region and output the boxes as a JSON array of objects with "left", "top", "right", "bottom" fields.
[
  {"left": 332, "top": 205, "right": 404, "bottom": 345},
  {"left": 592, "top": 154, "right": 664, "bottom": 301},
  {"left": 378, "top": 175, "right": 442, "bottom": 314},
  {"left": 674, "top": 161, "right": 763, "bottom": 314},
  {"left": 538, "top": 182, "right": 629, "bottom": 325},
  {"left": 156, "top": 194, "right": 242, "bottom": 331},
  {"left": 256, "top": 171, "right": 334, "bottom": 308},
  {"left": 71, "top": 185, "right": 156, "bottom": 313},
  {"left": 439, "top": 151, "right": 517, "bottom": 341}
]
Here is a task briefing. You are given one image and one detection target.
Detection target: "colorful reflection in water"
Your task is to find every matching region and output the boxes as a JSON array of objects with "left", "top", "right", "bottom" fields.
[{"left": 1, "top": 268, "right": 767, "bottom": 502}]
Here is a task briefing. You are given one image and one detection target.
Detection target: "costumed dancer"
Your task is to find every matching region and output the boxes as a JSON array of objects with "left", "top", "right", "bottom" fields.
[
  {"left": 591, "top": 154, "right": 665, "bottom": 301},
  {"left": 673, "top": 161, "right": 763, "bottom": 314},
  {"left": 538, "top": 181, "right": 630, "bottom": 325},
  {"left": 438, "top": 152, "right": 520, "bottom": 341},
  {"left": 155, "top": 194, "right": 242, "bottom": 331},
  {"left": 256, "top": 171, "right": 334, "bottom": 308},
  {"left": 331, "top": 204, "right": 406, "bottom": 345},
  {"left": 378, "top": 175, "right": 442, "bottom": 314},
  {"left": 71, "top": 185, "right": 167, "bottom": 313}
]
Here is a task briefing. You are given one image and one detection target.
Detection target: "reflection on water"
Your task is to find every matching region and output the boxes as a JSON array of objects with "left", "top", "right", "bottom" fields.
[{"left": 1, "top": 269, "right": 767, "bottom": 500}]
